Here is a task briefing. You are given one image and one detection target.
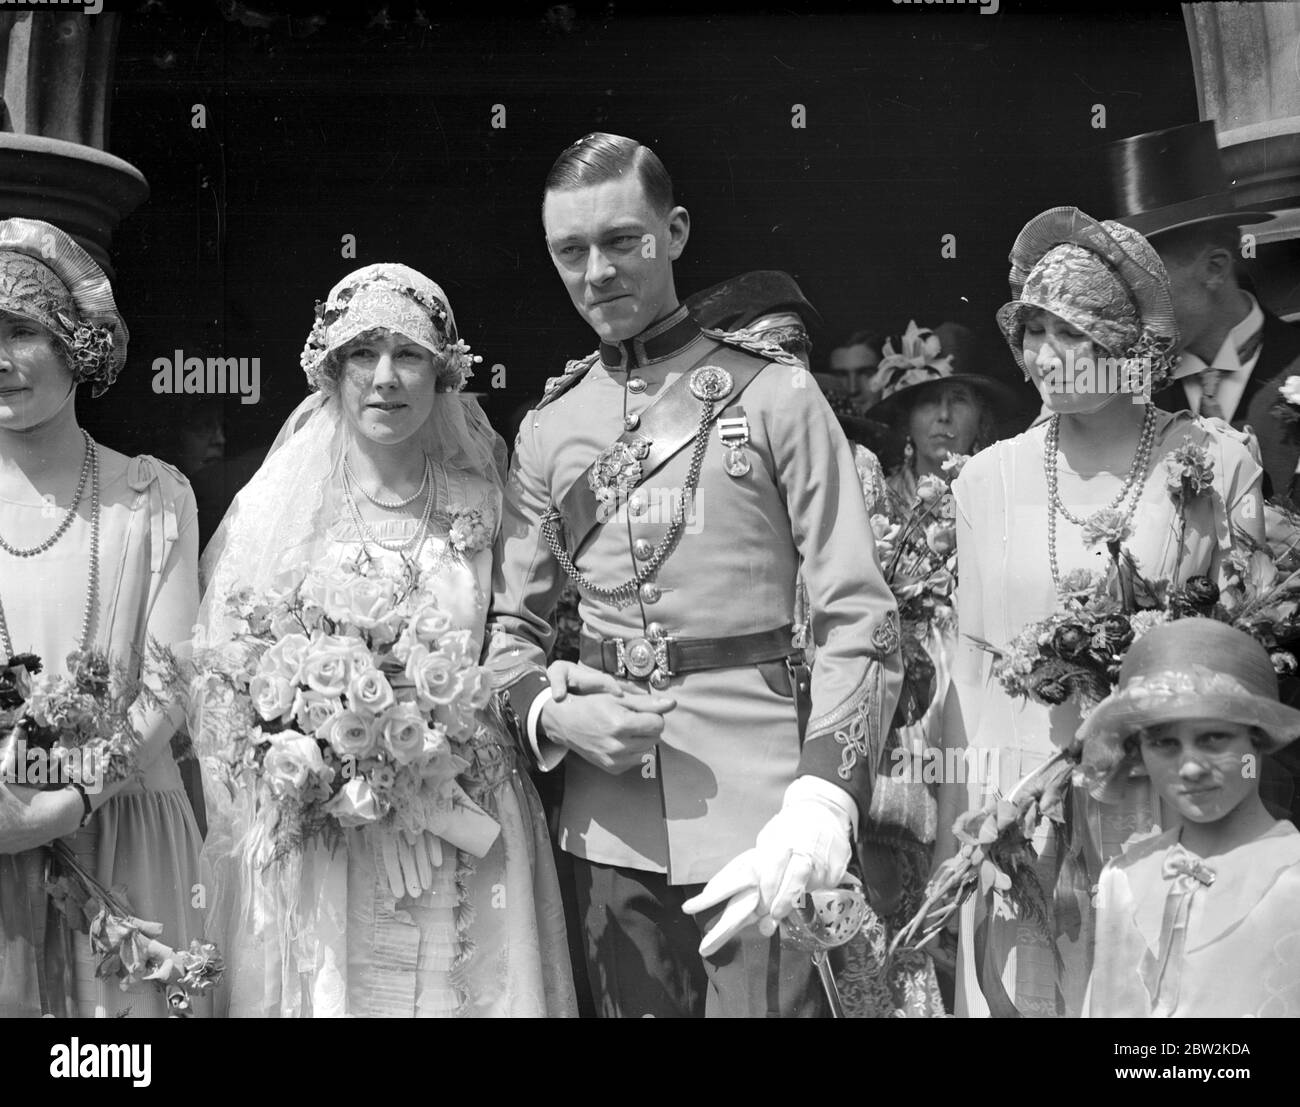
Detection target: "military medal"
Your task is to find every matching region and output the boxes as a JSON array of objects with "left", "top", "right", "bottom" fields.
[
  {"left": 689, "top": 365, "right": 734, "bottom": 402},
  {"left": 718, "top": 410, "right": 751, "bottom": 477}
]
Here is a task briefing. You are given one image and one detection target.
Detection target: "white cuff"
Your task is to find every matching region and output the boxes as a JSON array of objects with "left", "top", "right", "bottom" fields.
[
  {"left": 526, "top": 687, "right": 566, "bottom": 772},
  {"left": 786, "top": 775, "right": 859, "bottom": 837}
]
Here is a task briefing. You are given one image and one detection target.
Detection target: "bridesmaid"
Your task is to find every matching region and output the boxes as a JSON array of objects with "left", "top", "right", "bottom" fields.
[
  {"left": 941, "top": 207, "right": 1264, "bottom": 1017},
  {"left": 0, "top": 218, "right": 205, "bottom": 1017}
]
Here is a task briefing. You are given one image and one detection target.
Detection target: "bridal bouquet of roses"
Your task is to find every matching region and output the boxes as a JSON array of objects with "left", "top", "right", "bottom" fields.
[
  {"left": 194, "top": 552, "right": 501, "bottom": 876},
  {"left": 870, "top": 454, "right": 965, "bottom": 725}
]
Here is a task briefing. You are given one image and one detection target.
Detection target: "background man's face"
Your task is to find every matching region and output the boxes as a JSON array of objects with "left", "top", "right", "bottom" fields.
[
  {"left": 814, "top": 341, "right": 878, "bottom": 401},
  {"left": 543, "top": 174, "right": 688, "bottom": 344},
  {"left": 1156, "top": 248, "right": 1213, "bottom": 355}
]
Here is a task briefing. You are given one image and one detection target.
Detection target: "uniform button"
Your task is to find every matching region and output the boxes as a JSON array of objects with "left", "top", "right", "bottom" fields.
[
  {"left": 633, "top": 538, "right": 653, "bottom": 560},
  {"left": 627, "top": 377, "right": 647, "bottom": 394},
  {"left": 628, "top": 493, "right": 646, "bottom": 515},
  {"left": 646, "top": 622, "right": 666, "bottom": 639},
  {"left": 639, "top": 581, "right": 662, "bottom": 605},
  {"left": 624, "top": 412, "right": 640, "bottom": 431}
]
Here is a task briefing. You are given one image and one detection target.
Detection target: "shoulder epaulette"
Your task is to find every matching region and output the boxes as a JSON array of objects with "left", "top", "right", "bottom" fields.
[
  {"left": 536, "top": 350, "right": 599, "bottom": 410},
  {"left": 703, "top": 326, "right": 806, "bottom": 369}
]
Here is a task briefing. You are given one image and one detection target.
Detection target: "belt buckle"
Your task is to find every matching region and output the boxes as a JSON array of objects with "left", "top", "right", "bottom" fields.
[{"left": 613, "top": 633, "right": 674, "bottom": 682}]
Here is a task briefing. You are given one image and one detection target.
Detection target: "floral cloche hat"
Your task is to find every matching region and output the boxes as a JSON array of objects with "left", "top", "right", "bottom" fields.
[
  {"left": 995, "top": 206, "right": 1180, "bottom": 395},
  {"left": 299, "top": 262, "right": 480, "bottom": 394},
  {"left": 0, "top": 217, "right": 128, "bottom": 397},
  {"left": 868, "top": 320, "right": 1017, "bottom": 426}
]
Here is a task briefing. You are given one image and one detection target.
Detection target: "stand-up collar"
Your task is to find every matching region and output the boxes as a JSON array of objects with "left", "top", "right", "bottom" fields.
[{"left": 599, "top": 304, "right": 701, "bottom": 371}]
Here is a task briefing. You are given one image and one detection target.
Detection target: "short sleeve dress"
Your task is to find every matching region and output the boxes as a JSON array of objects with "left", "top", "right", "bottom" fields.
[
  {"left": 0, "top": 448, "right": 206, "bottom": 1017},
  {"left": 948, "top": 410, "right": 1264, "bottom": 1017}
]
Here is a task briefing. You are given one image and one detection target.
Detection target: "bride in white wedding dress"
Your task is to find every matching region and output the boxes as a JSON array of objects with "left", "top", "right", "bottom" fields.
[{"left": 194, "top": 263, "right": 576, "bottom": 1017}]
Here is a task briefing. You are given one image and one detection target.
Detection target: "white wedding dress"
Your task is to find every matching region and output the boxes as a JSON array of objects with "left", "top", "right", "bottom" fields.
[{"left": 198, "top": 459, "right": 577, "bottom": 1018}]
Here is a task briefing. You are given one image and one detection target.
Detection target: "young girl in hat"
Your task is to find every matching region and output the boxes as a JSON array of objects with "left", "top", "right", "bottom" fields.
[
  {"left": 1079, "top": 618, "right": 1300, "bottom": 1018},
  {"left": 943, "top": 207, "right": 1266, "bottom": 1018}
]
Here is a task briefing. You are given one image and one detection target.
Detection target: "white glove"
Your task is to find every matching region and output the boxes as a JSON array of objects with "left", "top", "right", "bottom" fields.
[
  {"left": 380, "top": 828, "right": 444, "bottom": 900},
  {"left": 682, "top": 776, "right": 856, "bottom": 957}
]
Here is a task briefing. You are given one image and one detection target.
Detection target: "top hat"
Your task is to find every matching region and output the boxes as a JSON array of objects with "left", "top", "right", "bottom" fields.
[{"left": 1102, "top": 121, "right": 1274, "bottom": 238}]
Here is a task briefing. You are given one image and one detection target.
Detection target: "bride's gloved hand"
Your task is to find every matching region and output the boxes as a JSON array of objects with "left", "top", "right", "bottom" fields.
[
  {"left": 682, "top": 777, "right": 856, "bottom": 957},
  {"left": 380, "top": 828, "right": 444, "bottom": 899}
]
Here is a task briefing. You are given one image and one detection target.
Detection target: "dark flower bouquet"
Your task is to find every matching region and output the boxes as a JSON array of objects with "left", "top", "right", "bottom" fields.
[
  {"left": 871, "top": 455, "right": 966, "bottom": 726},
  {"left": 0, "top": 646, "right": 223, "bottom": 1015},
  {"left": 0, "top": 647, "right": 175, "bottom": 792}
]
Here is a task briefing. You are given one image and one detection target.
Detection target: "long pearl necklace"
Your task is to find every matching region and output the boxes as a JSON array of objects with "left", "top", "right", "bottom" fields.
[
  {"left": 0, "top": 429, "right": 100, "bottom": 659},
  {"left": 341, "top": 453, "right": 436, "bottom": 555},
  {"left": 1045, "top": 403, "right": 1158, "bottom": 588}
]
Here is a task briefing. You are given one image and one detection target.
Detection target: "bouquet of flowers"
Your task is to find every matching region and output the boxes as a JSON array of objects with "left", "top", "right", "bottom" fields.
[
  {"left": 891, "top": 440, "right": 1300, "bottom": 991},
  {"left": 0, "top": 647, "right": 179, "bottom": 793},
  {"left": 194, "top": 550, "right": 501, "bottom": 870},
  {"left": 870, "top": 455, "right": 965, "bottom": 725},
  {"left": 0, "top": 647, "right": 223, "bottom": 1015},
  {"left": 46, "top": 841, "right": 223, "bottom": 1016}
]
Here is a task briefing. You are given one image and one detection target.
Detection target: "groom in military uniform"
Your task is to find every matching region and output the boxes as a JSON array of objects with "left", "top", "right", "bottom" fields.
[{"left": 487, "top": 133, "right": 902, "bottom": 1018}]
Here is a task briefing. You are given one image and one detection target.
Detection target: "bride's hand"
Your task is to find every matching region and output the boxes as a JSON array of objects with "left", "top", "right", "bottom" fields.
[
  {"left": 546, "top": 660, "right": 624, "bottom": 702},
  {"left": 380, "top": 829, "right": 443, "bottom": 899}
]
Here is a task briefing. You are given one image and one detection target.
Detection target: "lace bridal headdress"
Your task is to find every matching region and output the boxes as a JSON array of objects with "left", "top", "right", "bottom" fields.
[{"left": 197, "top": 263, "right": 508, "bottom": 642}]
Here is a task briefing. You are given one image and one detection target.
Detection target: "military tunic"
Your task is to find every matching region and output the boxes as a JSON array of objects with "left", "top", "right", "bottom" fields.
[{"left": 487, "top": 305, "right": 902, "bottom": 885}]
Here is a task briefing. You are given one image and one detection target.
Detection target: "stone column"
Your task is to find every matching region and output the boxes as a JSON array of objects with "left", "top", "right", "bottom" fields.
[{"left": 0, "top": 10, "right": 146, "bottom": 275}]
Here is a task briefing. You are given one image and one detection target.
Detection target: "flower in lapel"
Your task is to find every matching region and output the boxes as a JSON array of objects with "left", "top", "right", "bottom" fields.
[{"left": 1272, "top": 375, "right": 1300, "bottom": 440}]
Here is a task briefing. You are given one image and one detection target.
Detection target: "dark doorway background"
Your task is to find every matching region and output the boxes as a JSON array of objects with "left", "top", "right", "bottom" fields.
[{"left": 81, "top": 0, "right": 1197, "bottom": 463}]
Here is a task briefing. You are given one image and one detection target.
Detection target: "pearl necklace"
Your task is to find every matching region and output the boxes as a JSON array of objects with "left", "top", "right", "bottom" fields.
[
  {"left": 342, "top": 453, "right": 431, "bottom": 510},
  {"left": 1045, "top": 404, "right": 1159, "bottom": 588},
  {"left": 341, "top": 459, "right": 436, "bottom": 556},
  {"left": 0, "top": 428, "right": 93, "bottom": 557},
  {"left": 0, "top": 432, "right": 100, "bottom": 659}
]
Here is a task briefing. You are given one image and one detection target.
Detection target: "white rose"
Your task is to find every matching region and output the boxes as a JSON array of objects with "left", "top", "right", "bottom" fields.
[
  {"left": 347, "top": 575, "right": 398, "bottom": 630},
  {"left": 323, "top": 777, "right": 380, "bottom": 827},
  {"left": 380, "top": 702, "right": 430, "bottom": 765},
  {"left": 300, "top": 634, "right": 359, "bottom": 696},
  {"left": 249, "top": 671, "right": 295, "bottom": 723},
  {"left": 261, "top": 733, "right": 327, "bottom": 798},
  {"left": 263, "top": 632, "right": 311, "bottom": 683},
  {"left": 292, "top": 688, "right": 343, "bottom": 735},
  {"left": 348, "top": 667, "right": 396, "bottom": 716},
  {"left": 318, "top": 709, "right": 378, "bottom": 759}
]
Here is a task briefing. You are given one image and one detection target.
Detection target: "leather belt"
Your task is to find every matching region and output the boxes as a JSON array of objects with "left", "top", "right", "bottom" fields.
[{"left": 580, "top": 625, "right": 798, "bottom": 682}]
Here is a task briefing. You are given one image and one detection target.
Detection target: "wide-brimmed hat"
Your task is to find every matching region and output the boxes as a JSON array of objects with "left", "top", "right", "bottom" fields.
[
  {"left": 0, "top": 217, "right": 128, "bottom": 397},
  {"left": 685, "top": 270, "right": 825, "bottom": 340},
  {"left": 1102, "top": 121, "right": 1273, "bottom": 239},
  {"left": 866, "top": 320, "right": 1020, "bottom": 428},
  {"left": 1078, "top": 618, "right": 1300, "bottom": 795},
  {"left": 995, "top": 206, "right": 1180, "bottom": 394}
]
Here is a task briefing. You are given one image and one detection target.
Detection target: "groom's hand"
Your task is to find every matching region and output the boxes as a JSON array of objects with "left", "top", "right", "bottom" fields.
[
  {"left": 682, "top": 777, "right": 855, "bottom": 956},
  {"left": 538, "top": 670, "right": 674, "bottom": 775}
]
